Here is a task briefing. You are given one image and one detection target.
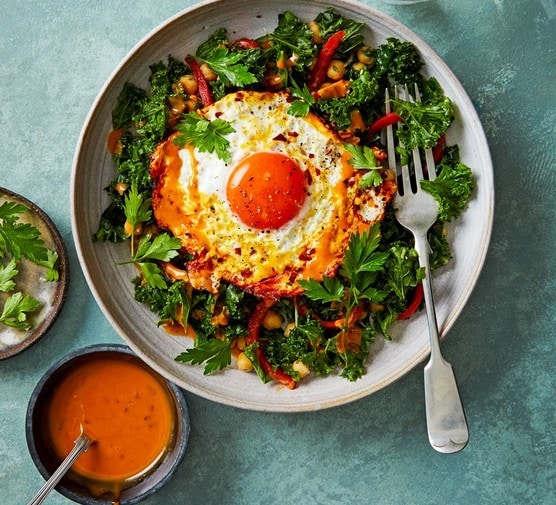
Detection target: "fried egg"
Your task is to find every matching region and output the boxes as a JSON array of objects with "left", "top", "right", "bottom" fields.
[{"left": 151, "top": 91, "right": 396, "bottom": 299}]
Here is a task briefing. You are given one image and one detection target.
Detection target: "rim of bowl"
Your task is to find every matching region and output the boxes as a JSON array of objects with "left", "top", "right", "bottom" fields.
[{"left": 25, "top": 343, "right": 190, "bottom": 505}]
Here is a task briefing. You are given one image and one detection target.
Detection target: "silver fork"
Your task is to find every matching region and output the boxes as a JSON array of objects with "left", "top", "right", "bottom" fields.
[{"left": 386, "top": 84, "right": 469, "bottom": 453}]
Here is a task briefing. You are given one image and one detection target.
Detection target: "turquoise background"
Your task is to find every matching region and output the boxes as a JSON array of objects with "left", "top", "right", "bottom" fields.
[{"left": 1, "top": 0, "right": 554, "bottom": 503}]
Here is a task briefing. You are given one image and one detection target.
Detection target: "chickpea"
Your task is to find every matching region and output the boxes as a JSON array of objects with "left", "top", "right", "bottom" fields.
[
  {"left": 263, "top": 73, "right": 283, "bottom": 91},
  {"left": 185, "top": 95, "right": 200, "bottom": 112},
  {"left": 168, "top": 95, "right": 186, "bottom": 115},
  {"left": 288, "top": 52, "right": 299, "bottom": 67},
  {"left": 235, "top": 337, "right": 247, "bottom": 351},
  {"left": 357, "top": 46, "right": 375, "bottom": 65},
  {"left": 114, "top": 182, "right": 127, "bottom": 195},
  {"left": 163, "top": 263, "right": 188, "bottom": 281},
  {"left": 263, "top": 310, "right": 282, "bottom": 330},
  {"left": 326, "top": 60, "right": 346, "bottom": 81},
  {"left": 124, "top": 220, "right": 142, "bottom": 237},
  {"left": 348, "top": 110, "right": 365, "bottom": 132},
  {"left": 199, "top": 63, "right": 217, "bottom": 82},
  {"left": 179, "top": 74, "right": 199, "bottom": 95},
  {"left": 292, "top": 360, "right": 310, "bottom": 379},
  {"left": 211, "top": 307, "right": 230, "bottom": 327},
  {"left": 276, "top": 56, "right": 289, "bottom": 70},
  {"left": 308, "top": 21, "right": 322, "bottom": 44},
  {"left": 237, "top": 352, "right": 254, "bottom": 372},
  {"left": 351, "top": 61, "right": 366, "bottom": 72},
  {"left": 383, "top": 169, "right": 397, "bottom": 182},
  {"left": 284, "top": 322, "right": 296, "bottom": 337}
]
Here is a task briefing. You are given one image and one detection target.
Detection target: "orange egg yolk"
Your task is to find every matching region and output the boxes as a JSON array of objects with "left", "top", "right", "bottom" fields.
[{"left": 226, "top": 152, "right": 307, "bottom": 230}]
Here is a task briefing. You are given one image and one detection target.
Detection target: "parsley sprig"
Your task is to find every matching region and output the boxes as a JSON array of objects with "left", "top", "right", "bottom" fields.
[
  {"left": 119, "top": 233, "right": 181, "bottom": 289},
  {"left": 123, "top": 184, "right": 152, "bottom": 256},
  {"left": 299, "top": 224, "right": 388, "bottom": 327},
  {"left": 0, "top": 259, "right": 18, "bottom": 293},
  {"left": 288, "top": 81, "right": 315, "bottom": 117},
  {"left": 0, "top": 202, "right": 50, "bottom": 263},
  {"left": 174, "top": 112, "right": 235, "bottom": 163},
  {"left": 118, "top": 183, "right": 183, "bottom": 289},
  {"left": 0, "top": 292, "right": 41, "bottom": 330},
  {"left": 197, "top": 48, "right": 258, "bottom": 88},
  {"left": 0, "top": 200, "right": 60, "bottom": 330},
  {"left": 297, "top": 225, "right": 389, "bottom": 381},
  {"left": 175, "top": 338, "right": 232, "bottom": 375},
  {"left": 343, "top": 143, "right": 383, "bottom": 188}
]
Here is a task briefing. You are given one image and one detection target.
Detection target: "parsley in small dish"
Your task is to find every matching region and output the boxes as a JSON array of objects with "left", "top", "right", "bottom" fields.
[{"left": 0, "top": 188, "right": 68, "bottom": 359}]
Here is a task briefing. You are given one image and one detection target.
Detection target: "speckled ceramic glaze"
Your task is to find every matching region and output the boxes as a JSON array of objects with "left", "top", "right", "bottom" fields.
[{"left": 70, "top": 0, "right": 493, "bottom": 412}]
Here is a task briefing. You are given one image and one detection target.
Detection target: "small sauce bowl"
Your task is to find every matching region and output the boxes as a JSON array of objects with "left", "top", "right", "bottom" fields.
[{"left": 26, "top": 344, "right": 190, "bottom": 504}]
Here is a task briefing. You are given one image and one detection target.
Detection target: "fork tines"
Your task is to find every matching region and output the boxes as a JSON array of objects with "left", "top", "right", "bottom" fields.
[{"left": 385, "top": 84, "right": 437, "bottom": 196}]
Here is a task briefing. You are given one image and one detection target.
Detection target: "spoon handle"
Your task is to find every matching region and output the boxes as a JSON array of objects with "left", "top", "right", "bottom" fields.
[{"left": 27, "top": 434, "right": 92, "bottom": 505}]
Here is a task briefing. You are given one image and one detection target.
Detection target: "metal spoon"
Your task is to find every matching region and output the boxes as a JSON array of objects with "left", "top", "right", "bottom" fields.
[{"left": 27, "top": 433, "right": 92, "bottom": 505}]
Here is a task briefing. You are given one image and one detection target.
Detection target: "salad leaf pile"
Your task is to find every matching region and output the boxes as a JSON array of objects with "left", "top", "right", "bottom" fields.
[{"left": 94, "top": 8, "right": 474, "bottom": 387}]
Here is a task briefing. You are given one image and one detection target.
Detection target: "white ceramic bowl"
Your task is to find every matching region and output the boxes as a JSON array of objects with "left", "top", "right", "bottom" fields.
[{"left": 71, "top": 0, "right": 494, "bottom": 412}]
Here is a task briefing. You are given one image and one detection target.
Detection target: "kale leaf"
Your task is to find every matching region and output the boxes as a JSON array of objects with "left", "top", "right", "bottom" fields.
[
  {"left": 111, "top": 82, "right": 147, "bottom": 130},
  {"left": 262, "top": 11, "right": 316, "bottom": 71},
  {"left": 421, "top": 161, "right": 474, "bottom": 221},
  {"left": 316, "top": 68, "right": 379, "bottom": 129},
  {"left": 393, "top": 91, "right": 454, "bottom": 149},
  {"left": 373, "top": 37, "right": 423, "bottom": 84},
  {"left": 313, "top": 8, "right": 364, "bottom": 56}
]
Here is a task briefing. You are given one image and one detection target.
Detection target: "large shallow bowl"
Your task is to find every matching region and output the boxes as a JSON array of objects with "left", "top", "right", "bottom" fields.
[{"left": 71, "top": 0, "right": 494, "bottom": 412}]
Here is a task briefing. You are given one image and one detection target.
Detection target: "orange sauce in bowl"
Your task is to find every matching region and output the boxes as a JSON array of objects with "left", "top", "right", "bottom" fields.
[{"left": 45, "top": 353, "right": 176, "bottom": 498}]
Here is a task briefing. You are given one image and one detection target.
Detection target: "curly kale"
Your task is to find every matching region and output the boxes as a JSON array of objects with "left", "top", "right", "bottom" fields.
[{"left": 373, "top": 37, "right": 423, "bottom": 84}]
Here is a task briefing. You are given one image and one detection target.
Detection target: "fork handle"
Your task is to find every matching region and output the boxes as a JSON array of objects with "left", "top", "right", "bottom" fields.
[{"left": 413, "top": 232, "right": 469, "bottom": 453}]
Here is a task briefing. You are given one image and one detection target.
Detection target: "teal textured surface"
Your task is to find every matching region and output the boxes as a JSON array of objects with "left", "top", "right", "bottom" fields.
[{"left": 1, "top": 1, "right": 554, "bottom": 504}]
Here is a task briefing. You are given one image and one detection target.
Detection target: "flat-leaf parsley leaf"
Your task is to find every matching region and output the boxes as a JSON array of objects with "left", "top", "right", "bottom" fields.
[
  {"left": 175, "top": 339, "right": 232, "bottom": 375},
  {"left": 174, "top": 112, "right": 235, "bottom": 163},
  {"left": 344, "top": 143, "right": 383, "bottom": 188},
  {"left": 0, "top": 291, "right": 41, "bottom": 330}
]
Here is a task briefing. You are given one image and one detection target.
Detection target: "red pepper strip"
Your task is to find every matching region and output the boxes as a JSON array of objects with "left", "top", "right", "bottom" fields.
[
  {"left": 231, "top": 38, "right": 260, "bottom": 49},
  {"left": 367, "top": 112, "right": 403, "bottom": 138},
  {"left": 246, "top": 299, "right": 272, "bottom": 346},
  {"left": 432, "top": 134, "right": 446, "bottom": 164},
  {"left": 246, "top": 300, "right": 296, "bottom": 390},
  {"left": 307, "top": 30, "right": 345, "bottom": 92},
  {"left": 256, "top": 348, "right": 296, "bottom": 390},
  {"left": 185, "top": 56, "right": 214, "bottom": 107},
  {"left": 398, "top": 283, "right": 424, "bottom": 320}
]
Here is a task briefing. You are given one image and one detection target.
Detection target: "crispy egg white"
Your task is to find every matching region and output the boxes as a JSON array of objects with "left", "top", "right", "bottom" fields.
[{"left": 151, "top": 91, "right": 396, "bottom": 298}]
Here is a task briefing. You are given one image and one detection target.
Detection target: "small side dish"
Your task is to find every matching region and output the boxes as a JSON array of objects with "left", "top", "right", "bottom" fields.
[
  {"left": 0, "top": 188, "right": 68, "bottom": 359},
  {"left": 26, "top": 344, "right": 189, "bottom": 505}
]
